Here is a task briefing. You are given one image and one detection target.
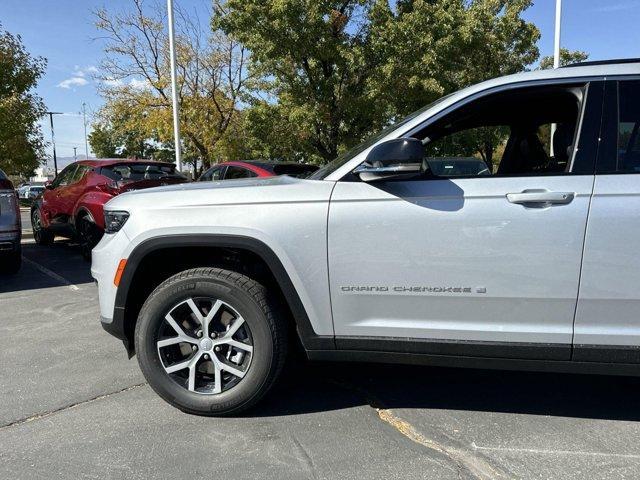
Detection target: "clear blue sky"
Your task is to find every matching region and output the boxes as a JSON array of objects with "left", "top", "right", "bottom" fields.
[{"left": 1, "top": 0, "right": 639, "bottom": 159}]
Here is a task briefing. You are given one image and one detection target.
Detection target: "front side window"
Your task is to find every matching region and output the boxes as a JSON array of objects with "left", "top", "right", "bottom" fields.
[
  {"left": 419, "top": 84, "right": 587, "bottom": 179},
  {"left": 52, "top": 165, "right": 78, "bottom": 187},
  {"left": 199, "top": 167, "right": 224, "bottom": 181}
]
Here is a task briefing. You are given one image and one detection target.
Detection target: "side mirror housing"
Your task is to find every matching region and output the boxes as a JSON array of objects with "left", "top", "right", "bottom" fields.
[
  {"left": 355, "top": 138, "right": 424, "bottom": 182},
  {"left": 44, "top": 181, "right": 54, "bottom": 190}
]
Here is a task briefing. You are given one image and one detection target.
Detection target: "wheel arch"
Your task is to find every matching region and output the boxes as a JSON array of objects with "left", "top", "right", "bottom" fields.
[{"left": 113, "top": 235, "right": 334, "bottom": 356}]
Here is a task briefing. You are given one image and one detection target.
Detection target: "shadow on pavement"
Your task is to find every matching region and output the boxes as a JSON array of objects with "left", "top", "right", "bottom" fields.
[
  {"left": 0, "top": 241, "right": 93, "bottom": 294},
  {"left": 254, "top": 361, "right": 640, "bottom": 422}
]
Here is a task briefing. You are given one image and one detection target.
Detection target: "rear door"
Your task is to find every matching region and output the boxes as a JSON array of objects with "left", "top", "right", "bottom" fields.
[{"left": 574, "top": 79, "right": 640, "bottom": 362}]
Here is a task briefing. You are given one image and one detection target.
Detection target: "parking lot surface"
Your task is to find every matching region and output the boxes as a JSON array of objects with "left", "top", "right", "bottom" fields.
[{"left": 2, "top": 237, "right": 640, "bottom": 479}]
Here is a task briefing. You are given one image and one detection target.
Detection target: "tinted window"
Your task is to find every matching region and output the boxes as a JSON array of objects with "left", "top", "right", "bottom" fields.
[
  {"left": 70, "top": 165, "right": 91, "bottom": 183},
  {"left": 52, "top": 165, "right": 78, "bottom": 187},
  {"left": 199, "top": 167, "right": 224, "bottom": 181},
  {"left": 101, "top": 163, "right": 184, "bottom": 181},
  {"left": 616, "top": 81, "right": 640, "bottom": 173},
  {"left": 225, "top": 166, "right": 256, "bottom": 179}
]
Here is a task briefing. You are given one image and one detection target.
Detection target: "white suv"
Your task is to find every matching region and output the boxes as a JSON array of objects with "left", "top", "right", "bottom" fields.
[{"left": 93, "top": 59, "right": 640, "bottom": 415}]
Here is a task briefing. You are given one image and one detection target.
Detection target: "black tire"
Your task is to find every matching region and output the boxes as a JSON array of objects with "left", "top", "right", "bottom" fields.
[
  {"left": 77, "top": 215, "right": 102, "bottom": 261},
  {"left": 31, "top": 208, "right": 54, "bottom": 246},
  {"left": 135, "top": 267, "right": 288, "bottom": 416},
  {"left": 0, "top": 249, "right": 21, "bottom": 274}
]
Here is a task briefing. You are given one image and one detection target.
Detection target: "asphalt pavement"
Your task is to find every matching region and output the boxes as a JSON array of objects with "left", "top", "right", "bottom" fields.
[{"left": 1, "top": 233, "right": 640, "bottom": 479}]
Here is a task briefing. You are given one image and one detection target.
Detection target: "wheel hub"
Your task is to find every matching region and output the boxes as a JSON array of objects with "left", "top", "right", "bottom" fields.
[{"left": 199, "top": 338, "right": 213, "bottom": 351}]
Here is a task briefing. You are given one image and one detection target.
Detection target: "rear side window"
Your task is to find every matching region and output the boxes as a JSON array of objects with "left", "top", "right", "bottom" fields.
[
  {"left": 225, "top": 166, "right": 257, "bottom": 179},
  {"left": 101, "top": 163, "right": 184, "bottom": 181},
  {"left": 617, "top": 81, "right": 640, "bottom": 173}
]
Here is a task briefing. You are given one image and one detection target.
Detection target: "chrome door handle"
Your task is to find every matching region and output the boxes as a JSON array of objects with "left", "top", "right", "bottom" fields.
[{"left": 506, "top": 190, "right": 575, "bottom": 207}]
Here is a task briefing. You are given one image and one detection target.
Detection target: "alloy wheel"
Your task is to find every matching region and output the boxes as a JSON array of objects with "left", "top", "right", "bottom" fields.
[{"left": 156, "top": 297, "right": 254, "bottom": 394}]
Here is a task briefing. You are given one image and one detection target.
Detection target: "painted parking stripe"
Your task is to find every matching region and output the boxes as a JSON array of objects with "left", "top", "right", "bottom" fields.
[{"left": 22, "top": 256, "right": 80, "bottom": 291}]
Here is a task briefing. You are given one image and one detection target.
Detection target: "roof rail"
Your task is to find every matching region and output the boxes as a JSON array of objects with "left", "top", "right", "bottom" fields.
[{"left": 562, "top": 58, "right": 640, "bottom": 68}]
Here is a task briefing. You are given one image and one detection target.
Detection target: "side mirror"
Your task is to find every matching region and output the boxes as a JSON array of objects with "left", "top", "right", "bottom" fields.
[
  {"left": 45, "top": 181, "right": 54, "bottom": 190},
  {"left": 354, "top": 138, "right": 424, "bottom": 182}
]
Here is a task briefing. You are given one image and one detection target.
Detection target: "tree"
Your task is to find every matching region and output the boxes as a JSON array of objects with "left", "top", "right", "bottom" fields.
[
  {"left": 0, "top": 25, "right": 47, "bottom": 177},
  {"left": 215, "top": 0, "right": 540, "bottom": 164},
  {"left": 94, "top": 0, "right": 249, "bottom": 170},
  {"left": 539, "top": 48, "right": 589, "bottom": 70}
]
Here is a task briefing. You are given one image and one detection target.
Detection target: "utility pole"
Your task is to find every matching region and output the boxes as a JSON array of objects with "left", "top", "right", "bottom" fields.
[
  {"left": 167, "top": 0, "right": 183, "bottom": 172},
  {"left": 46, "top": 112, "right": 63, "bottom": 175},
  {"left": 73, "top": 147, "right": 77, "bottom": 161},
  {"left": 82, "top": 103, "right": 89, "bottom": 159},
  {"left": 550, "top": 0, "right": 562, "bottom": 156}
]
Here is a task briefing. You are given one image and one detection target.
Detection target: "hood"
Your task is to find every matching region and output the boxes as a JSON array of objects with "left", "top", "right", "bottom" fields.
[{"left": 104, "top": 175, "right": 335, "bottom": 211}]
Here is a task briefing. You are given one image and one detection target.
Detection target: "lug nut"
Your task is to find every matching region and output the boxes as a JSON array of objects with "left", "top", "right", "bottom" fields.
[
  {"left": 191, "top": 345, "right": 197, "bottom": 351},
  {"left": 203, "top": 354, "right": 210, "bottom": 360},
  {"left": 214, "top": 346, "right": 221, "bottom": 352},
  {"left": 210, "top": 332, "right": 217, "bottom": 339},
  {"left": 196, "top": 330, "right": 203, "bottom": 338}
]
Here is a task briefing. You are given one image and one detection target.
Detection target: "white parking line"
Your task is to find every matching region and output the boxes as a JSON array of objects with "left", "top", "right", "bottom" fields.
[
  {"left": 471, "top": 442, "right": 640, "bottom": 459},
  {"left": 22, "top": 256, "right": 80, "bottom": 291}
]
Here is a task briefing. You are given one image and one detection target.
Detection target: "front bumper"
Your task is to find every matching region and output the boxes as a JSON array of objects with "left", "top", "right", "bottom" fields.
[{"left": 92, "top": 229, "right": 132, "bottom": 352}]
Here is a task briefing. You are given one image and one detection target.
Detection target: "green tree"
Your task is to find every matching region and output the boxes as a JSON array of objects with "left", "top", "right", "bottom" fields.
[
  {"left": 539, "top": 48, "right": 589, "bottom": 70},
  {"left": 216, "top": 0, "right": 540, "bottom": 164},
  {"left": 0, "top": 25, "right": 47, "bottom": 177}
]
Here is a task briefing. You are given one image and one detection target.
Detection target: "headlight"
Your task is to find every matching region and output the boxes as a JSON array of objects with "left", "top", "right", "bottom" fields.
[{"left": 104, "top": 210, "right": 130, "bottom": 234}]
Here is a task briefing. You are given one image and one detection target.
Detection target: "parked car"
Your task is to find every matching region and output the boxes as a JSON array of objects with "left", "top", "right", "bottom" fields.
[
  {"left": 26, "top": 185, "right": 45, "bottom": 200},
  {"left": 0, "top": 169, "right": 21, "bottom": 274},
  {"left": 198, "top": 160, "right": 319, "bottom": 181},
  {"left": 32, "top": 160, "right": 187, "bottom": 258},
  {"left": 94, "top": 59, "right": 640, "bottom": 415}
]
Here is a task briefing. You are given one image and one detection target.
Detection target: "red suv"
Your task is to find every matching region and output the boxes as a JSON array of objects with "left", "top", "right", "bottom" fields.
[{"left": 31, "top": 160, "right": 187, "bottom": 257}]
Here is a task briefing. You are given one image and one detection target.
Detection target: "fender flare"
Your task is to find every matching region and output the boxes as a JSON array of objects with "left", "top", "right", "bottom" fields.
[{"left": 112, "top": 234, "right": 334, "bottom": 352}]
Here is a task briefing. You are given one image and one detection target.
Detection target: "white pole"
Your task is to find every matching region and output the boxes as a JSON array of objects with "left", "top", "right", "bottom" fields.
[
  {"left": 82, "top": 102, "right": 89, "bottom": 159},
  {"left": 553, "top": 0, "right": 562, "bottom": 69},
  {"left": 550, "top": 0, "right": 562, "bottom": 156},
  {"left": 167, "top": 0, "right": 183, "bottom": 172}
]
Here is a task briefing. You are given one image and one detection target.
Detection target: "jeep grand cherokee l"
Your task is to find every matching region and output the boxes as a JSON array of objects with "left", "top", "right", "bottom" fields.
[{"left": 93, "top": 59, "right": 640, "bottom": 415}]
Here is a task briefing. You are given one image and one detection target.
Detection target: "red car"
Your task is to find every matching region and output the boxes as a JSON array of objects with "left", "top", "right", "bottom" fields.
[
  {"left": 31, "top": 160, "right": 187, "bottom": 257},
  {"left": 198, "top": 160, "right": 318, "bottom": 181}
]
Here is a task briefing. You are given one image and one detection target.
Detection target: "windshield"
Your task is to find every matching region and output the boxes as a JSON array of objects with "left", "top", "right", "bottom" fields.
[
  {"left": 101, "top": 163, "right": 185, "bottom": 181},
  {"left": 309, "top": 95, "right": 451, "bottom": 180}
]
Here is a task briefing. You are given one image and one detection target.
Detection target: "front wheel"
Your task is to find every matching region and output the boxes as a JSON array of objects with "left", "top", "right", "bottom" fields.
[{"left": 135, "top": 268, "right": 287, "bottom": 416}]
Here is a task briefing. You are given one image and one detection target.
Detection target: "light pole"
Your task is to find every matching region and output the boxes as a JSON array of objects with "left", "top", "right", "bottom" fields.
[
  {"left": 167, "top": 0, "right": 183, "bottom": 172},
  {"left": 82, "top": 102, "right": 89, "bottom": 159},
  {"left": 550, "top": 0, "right": 562, "bottom": 156},
  {"left": 46, "top": 111, "right": 63, "bottom": 175},
  {"left": 73, "top": 147, "right": 77, "bottom": 161}
]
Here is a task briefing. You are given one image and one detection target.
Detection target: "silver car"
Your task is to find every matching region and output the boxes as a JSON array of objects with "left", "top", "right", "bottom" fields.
[
  {"left": 93, "top": 59, "right": 640, "bottom": 415},
  {"left": 0, "top": 169, "right": 21, "bottom": 273}
]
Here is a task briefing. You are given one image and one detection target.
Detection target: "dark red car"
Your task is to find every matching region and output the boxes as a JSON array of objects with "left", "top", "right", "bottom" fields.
[
  {"left": 31, "top": 160, "right": 187, "bottom": 257},
  {"left": 198, "top": 160, "right": 319, "bottom": 181}
]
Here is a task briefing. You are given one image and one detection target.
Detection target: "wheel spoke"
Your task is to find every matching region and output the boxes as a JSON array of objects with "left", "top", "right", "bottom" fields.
[
  {"left": 223, "top": 315, "right": 245, "bottom": 339},
  {"left": 213, "top": 365, "right": 222, "bottom": 394},
  {"left": 202, "top": 300, "right": 222, "bottom": 338},
  {"left": 222, "top": 339, "right": 253, "bottom": 353},
  {"left": 215, "top": 357, "right": 246, "bottom": 379},
  {"left": 165, "top": 312, "right": 190, "bottom": 338},
  {"left": 187, "top": 364, "right": 197, "bottom": 391},
  {"left": 185, "top": 298, "right": 205, "bottom": 334},
  {"left": 164, "top": 358, "right": 192, "bottom": 374},
  {"left": 157, "top": 336, "right": 194, "bottom": 348}
]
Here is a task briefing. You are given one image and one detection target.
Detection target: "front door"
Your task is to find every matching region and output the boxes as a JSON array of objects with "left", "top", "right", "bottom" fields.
[{"left": 327, "top": 81, "right": 603, "bottom": 359}]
